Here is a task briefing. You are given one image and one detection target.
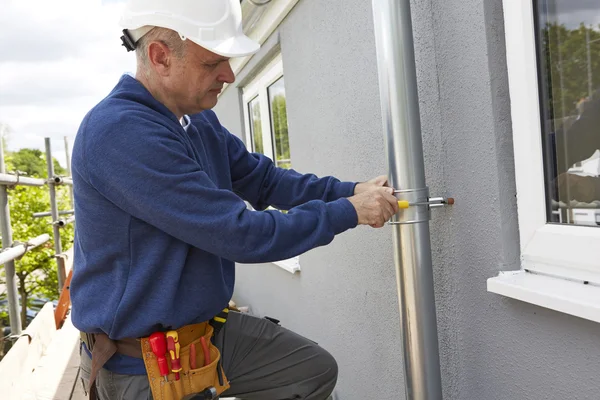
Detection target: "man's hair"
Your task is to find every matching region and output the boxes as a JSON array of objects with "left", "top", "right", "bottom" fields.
[{"left": 136, "top": 27, "right": 186, "bottom": 67}]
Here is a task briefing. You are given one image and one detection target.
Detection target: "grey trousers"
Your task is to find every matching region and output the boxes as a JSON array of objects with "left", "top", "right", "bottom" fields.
[{"left": 79, "top": 312, "right": 337, "bottom": 400}]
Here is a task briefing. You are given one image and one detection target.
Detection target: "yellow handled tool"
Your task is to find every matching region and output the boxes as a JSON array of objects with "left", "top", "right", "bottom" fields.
[
  {"left": 397, "top": 198, "right": 454, "bottom": 209},
  {"left": 397, "top": 200, "right": 411, "bottom": 209},
  {"left": 166, "top": 331, "right": 182, "bottom": 380}
]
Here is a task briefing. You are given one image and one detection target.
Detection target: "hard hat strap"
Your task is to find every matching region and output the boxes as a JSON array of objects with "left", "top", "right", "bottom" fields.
[
  {"left": 120, "top": 29, "right": 137, "bottom": 52},
  {"left": 120, "top": 26, "right": 155, "bottom": 52}
]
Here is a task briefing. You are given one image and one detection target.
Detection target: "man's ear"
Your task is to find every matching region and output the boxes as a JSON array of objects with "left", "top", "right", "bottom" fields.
[{"left": 147, "top": 41, "right": 172, "bottom": 75}]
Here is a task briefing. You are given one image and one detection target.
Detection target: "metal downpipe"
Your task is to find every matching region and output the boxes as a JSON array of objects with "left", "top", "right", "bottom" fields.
[{"left": 371, "top": 0, "right": 443, "bottom": 399}]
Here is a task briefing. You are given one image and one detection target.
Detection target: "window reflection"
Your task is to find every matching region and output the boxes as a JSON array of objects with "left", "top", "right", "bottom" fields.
[
  {"left": 537, "top": 0, "right": 600, "bottom": 226},
  {"left": 248, "top": 97, "right": 263, "bottom": 154},
  {"left": 268, "top": 77, "right": 291, "bottom": 169}
]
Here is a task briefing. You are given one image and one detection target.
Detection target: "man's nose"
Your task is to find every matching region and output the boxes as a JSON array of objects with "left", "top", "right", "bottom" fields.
[{"left": 218, "top": 61, "right": 235, "bottom": 84}]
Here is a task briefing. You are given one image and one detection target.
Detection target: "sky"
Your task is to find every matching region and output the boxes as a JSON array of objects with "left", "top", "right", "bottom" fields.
[
  {"left": 0, "top": 0, "right": 135, "bottom": 167},
  {"left": 555, "top": 0, "right": 600, "bottom": 28},
  {"left": 0, "top": 0, "right": 598, "bottom": 168}
]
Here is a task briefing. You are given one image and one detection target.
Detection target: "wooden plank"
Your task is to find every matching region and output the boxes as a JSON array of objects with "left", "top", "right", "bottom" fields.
[
  {"left": 54, "top": 269, "right": 73, "bottom": 330},
  {"left": 0, "top": 247, "right": 75, "bottom": 398},
  {"left": 0, "top": 336, "right": 30, "bottom": 399},
  {"left": 21, "top": 316, "right": 81, "bottom": 400},
  {"left": 62, "top": 248, "right": 74, "bottom": 274},
  {"left": 0, "top": 303, "right": 57, "bottom": 398},
  {"left": 55, "top": 248, "right": 75, "bottom": 329},
  {"left": 23, "top": 303, "right": 57, "bottom": 373}
]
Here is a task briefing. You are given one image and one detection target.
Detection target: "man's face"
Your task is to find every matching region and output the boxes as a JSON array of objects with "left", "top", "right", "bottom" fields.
[{"left": 167, "top": 41, "right": 235, "bottom": 115}]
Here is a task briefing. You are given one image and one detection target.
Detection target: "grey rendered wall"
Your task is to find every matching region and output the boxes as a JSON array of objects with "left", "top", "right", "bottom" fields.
[
  {"left": 214, "top": 1, "right": 600, "bottom": 399},
  {"left": 423, "top": 1, "right": 600, "bottom": 400},
  {"left": 215, "top": 2, "right": 404, "bottom": 398}
]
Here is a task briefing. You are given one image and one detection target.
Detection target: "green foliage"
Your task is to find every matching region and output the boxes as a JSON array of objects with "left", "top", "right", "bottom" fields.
[
  {"left": 249, "top": 99, "right": 264, "bottom": 154},
  {"left": 248, "top": 78, "right": 291, "bottom": 170},
  {"left": 543, "top": 23, "right": 600, "bottom": 121},
  {"left": 0, "top": 305, "right": 7, "bottom": 329},
  {"left": 270, "top": 94, "right": 290, "bottom": 169},
  {"left": 4, "top": 148, "right": 65, "bottom": 178},
  {"left": 0, "top": 148, "right": 73, "bottom": 329}
]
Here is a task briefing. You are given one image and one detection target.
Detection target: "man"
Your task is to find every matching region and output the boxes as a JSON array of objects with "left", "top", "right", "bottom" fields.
[{"left": 71, "top": 1, "right": 399, "bottom": 399}]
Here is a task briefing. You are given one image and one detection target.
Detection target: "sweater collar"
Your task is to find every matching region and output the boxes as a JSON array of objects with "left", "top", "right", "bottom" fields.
[{"left": 113, "top": 74, "right": 183, "bottom": 127}]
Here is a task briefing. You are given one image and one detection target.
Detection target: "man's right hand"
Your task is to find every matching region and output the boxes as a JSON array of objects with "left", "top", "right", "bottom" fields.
[{"left": 347, "top": 187, "right": 399, "bottom": 228}]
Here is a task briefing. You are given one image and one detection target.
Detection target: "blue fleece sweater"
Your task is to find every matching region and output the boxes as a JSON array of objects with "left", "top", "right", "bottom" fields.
[{"left": 70, "top": 75, "right": 358, "bottom": 373}]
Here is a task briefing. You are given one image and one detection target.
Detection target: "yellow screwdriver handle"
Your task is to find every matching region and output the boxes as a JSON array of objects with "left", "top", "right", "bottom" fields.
[
  {"left": 166, "top": 331, "right": 182, "bottom": 372},
  {"left": 397, "top": 200, "right": 410, "bottom": 209}
]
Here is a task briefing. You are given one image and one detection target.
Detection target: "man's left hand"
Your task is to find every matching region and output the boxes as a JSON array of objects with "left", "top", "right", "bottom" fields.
[{"left": 354, "top": 175, "right": 390, "bottom": 195}]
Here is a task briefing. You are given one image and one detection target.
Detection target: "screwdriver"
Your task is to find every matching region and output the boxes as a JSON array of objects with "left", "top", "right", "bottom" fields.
[
  {"left": 200, "top": 336, "right": 211, "bottom": 366},
  {"left": 166, "top": 331, "right": 182, "bottom": 381},
  {"left": 149, "top": 332, "right": 169, "bottom": 382},
  {"left": 397, "top": 197, "right": 455, "bottom": 209},
  {"left": 190, "top": 343, "right": 197, "bottom": 369}
]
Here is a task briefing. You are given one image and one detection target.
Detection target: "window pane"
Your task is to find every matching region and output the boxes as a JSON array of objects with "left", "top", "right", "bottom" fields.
[
  {"left": 536, "top": 0, "right": 600, "bottom": 226},
  {"left": 268, "top": 77, "right": 291, "bottom": 169},
  {"left": 248, "top": 97, "right": 263, "bottom": 154}
]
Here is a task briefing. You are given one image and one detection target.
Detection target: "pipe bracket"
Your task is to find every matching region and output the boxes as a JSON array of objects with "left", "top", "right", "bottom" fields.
[
  {"left": 389, "top": 189, "right": 454, "bottom": 225},
  {"left": 390, "top": 187, "right": 430, "bottom": 225}
]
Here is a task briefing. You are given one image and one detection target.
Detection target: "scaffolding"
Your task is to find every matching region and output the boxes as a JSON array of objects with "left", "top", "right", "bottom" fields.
[{"left": 0, "top": 137, "right": 75, "bottom": 335}]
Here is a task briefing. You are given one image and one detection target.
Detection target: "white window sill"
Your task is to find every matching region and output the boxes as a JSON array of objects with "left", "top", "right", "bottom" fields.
[
  {"left": 241, "top": 203, "right": 300, "bottom": 274},
  {"left": 487, "top": 270, "right": 600, "bottom": 323},
  {"left": 273, "top": 257, "right": 300, "bottom": 274}
]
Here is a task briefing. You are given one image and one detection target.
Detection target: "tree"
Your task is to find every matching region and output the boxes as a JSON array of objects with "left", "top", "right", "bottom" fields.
[
  {"left": 271, "top": 94, "right": 291, "bottom": 169},
  {"left": 543, "top": 23, "right": 600, "bottom": 122},
  {"left": 0, "top": 148, "right": 73, "bottom": 329},
  {"left": 6, "top": 148, "right": 65, "bottom": 178},
  {"left": 250, "top": 100, "right": 264, "bottom": 154}
]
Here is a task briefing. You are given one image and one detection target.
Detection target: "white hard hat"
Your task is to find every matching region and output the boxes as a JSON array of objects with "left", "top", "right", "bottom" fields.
[{"left": 119, "top": 0, "right": 260, "bottom": 58}]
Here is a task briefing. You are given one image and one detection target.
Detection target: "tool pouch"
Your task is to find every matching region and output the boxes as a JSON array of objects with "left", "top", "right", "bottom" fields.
[{"left": 140, "top": 322, "right": 229, "bottom": 400}]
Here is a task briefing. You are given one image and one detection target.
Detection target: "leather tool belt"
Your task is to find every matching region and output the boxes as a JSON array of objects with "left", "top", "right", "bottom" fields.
[{"left": 81, "top": 309, "right": 230, "bottom": 400}]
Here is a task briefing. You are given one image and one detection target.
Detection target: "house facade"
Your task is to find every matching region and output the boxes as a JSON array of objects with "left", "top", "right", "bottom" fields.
[{"left": 214, "top": 1, "right": 600, "bottom": 399}]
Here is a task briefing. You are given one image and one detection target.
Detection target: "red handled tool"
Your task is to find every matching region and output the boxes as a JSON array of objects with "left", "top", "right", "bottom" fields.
[
  {"left": 191, "top": 337, "right": 211, "bottom": 369},
  {"left": 166, "top": 331, "right": 182, "bottom": 380},
  {"left": 200, "top": 336, "right": 211, "bottom": 366},
  {"left": 149, "top": 332, "right": 169, "bottom": 382},
  {"left": 190, "top": 343, "right": 197, "bottom": 369}
]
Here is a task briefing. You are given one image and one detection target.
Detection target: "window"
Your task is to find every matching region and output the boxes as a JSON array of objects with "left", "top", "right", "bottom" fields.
[
  {"left": 268, "top": 77, "right": 292, "bottom": 169},
  {"left": 487, "top": 1, "right": 600, "bottom": 322},
  {"left": 243, "top": 55, "right": 291, "bottom": 169},
  {"left": 537, "top": 1, "right": 600, "bottom": 226},
  {"left": 242, "top": 55, "right": 299, "bottom": 274},
  {"left": 248, "top": 97, "right": 264, "bottom": 154}
]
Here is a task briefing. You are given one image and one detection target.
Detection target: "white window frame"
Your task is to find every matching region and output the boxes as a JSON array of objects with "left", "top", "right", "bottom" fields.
[
  {"left": 487, "top": 1, "right": 600, "bottom": 322},
  {"left": 229, "top": 0, "right": 300, "bottom": 77},
  {"left": 241, "top": 54, "right": 300, "bottom": 275},
  {"left": 242, "top": 55, "right": 285, "bottom": 163}
]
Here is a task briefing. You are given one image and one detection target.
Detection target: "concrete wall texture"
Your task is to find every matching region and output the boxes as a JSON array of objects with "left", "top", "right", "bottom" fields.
[{"left": 213, "top": 1, "right": 600, "bottom": 399}]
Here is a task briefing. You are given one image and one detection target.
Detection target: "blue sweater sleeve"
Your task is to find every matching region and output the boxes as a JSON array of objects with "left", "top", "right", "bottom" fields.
[
  {"left": 83, "top": 112, "right": 358, "bottom": 263},
  {"left": 223, "top": 127, "right": 357, "bottom": 211}
]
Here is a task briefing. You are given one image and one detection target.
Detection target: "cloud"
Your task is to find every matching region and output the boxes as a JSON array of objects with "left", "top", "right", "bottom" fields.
[
  {"left": 0, "top": 0, "right": 136, "bottom": 166},
  {"left": 0, "top": 64, "right": 95, "bottom": 106},
  {"left": 1, "top": 103, "right": 97, "bottom": 167},
  {"left": 557, "top": 0, "right": 600, "bottom": 13},
  {"left": 555, "top": 0, "right": 600, "bottom": 28},
  {"left": 0, "top": 0, "right": 124, "bottom": 62}
]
